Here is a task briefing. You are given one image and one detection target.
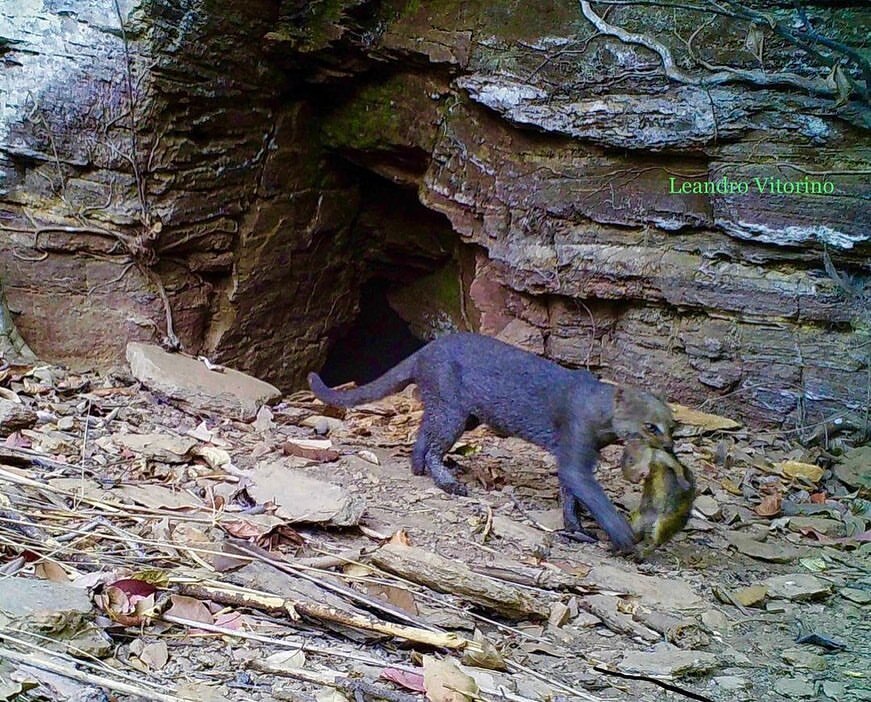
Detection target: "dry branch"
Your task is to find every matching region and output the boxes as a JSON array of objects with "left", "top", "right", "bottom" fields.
[
  {"left": 471, "top": 562, "right": 605, "bottom": 595},
  {"left": 368, "top": 543, "right": 550, "bottom": 620},
  {"left": 176, "top": 580, "right": 472, "bottom": 650},
  {"left": 0, "top": 644, "right": 195, "bottom": 702}
]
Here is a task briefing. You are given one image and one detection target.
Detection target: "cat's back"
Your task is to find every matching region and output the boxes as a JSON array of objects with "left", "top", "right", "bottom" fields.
[{"left": 422, "top": 332, "right": 574, "bottom": 383}]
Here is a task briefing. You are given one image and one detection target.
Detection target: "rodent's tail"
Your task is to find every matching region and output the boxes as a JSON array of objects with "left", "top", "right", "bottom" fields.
[{"left": 307, "top": 353, "right": 418, "bottom": 408}]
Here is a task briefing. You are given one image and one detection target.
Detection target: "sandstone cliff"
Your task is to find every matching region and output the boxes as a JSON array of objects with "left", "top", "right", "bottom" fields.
[{"left": 1, "top": 0, "right": 868, "bottom": 428}]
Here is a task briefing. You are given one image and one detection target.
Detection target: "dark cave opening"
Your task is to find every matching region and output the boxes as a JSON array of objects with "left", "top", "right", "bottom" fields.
[
  {"left": 318, "top": 278, "right": 427, "bottom": 386},
  {"left": 314, "top": 162, "right": 466, "bottom": 387}
]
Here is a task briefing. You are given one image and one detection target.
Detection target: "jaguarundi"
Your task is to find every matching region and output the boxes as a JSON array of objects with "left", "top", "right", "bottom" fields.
[{"left": 308, "top": 332, "right": 675, "bottom": 553}]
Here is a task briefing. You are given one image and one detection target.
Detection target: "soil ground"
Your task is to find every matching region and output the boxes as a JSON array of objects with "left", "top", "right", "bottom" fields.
[{"left": 0, "top": 363, "right": 868, "bottom": 702}]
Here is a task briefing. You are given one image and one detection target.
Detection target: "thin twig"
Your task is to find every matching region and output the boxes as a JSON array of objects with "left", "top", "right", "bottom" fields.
[
  {"left": 593, "top": 664, "right": 714, "bottom": 702},
  {"left": 0, "top": 643, "right": 195, "bottom": 702}
]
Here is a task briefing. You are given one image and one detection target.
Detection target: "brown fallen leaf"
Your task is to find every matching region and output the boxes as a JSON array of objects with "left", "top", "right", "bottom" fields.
[
  {"left": 130, "top": 639, "right": 169, "bottom": 671},
  {"left": 366, "top": 583, "right": 419, "bottom": 615},
  {"left": 721, "top": 478, "right": 742, "bottom": 495},
  {"left": 214, "top": 611, "right": 245, "bottom": 630},
  {"left": 382, "top": 668, "right": 426, "bottom": 693},
  {"left": 281, "top": 441, "right": 340, "bottom": 463},
  {"left": 35, "top": 560, "right": 70, "bottom": 582},
  {"left": 96, "top": 585, "right": 156, "bottom": 626},
  {"left": 165, "top": 594, "right": 214, "bottom": 627},
  {"left": 4, "top": 431, "right": 31, "bottom": 448},
  {"left": 756, "top": 492, "right": 782, "bottom": 517},
  {"left": 390, "top": 529, "right": 412, "bottom": 546},
  {"left": 221, "top": 513, "right": 286, "bottom": 540},
  {"left": 423, "top": 656, "right": 478, "bottom": 702},
  {"left": 461, "top": 629, "right": 506, "bottom": 671}
]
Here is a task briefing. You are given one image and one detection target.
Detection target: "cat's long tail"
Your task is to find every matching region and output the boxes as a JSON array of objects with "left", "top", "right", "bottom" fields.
[{"left": 307, "top": 352, "right": 418, "bottom": 407}]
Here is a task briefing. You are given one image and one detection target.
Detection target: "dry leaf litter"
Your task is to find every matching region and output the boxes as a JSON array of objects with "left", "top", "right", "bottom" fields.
[{"left": 0, "top": 346, "right": 868, "bottom": 702}]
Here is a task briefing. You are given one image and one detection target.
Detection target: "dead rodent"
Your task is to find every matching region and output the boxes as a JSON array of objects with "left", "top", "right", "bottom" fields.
[
  {"left": 309, "top": 332, "right": 675, "bottom": 554},
  {"left": 629, "top": 448, "right": 696, "bottom": 553}
]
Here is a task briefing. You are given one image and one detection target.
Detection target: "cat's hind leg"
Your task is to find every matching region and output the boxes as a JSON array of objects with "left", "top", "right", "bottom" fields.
[{"left": 412, "top": 408, "right": 469, "bottom": 495}]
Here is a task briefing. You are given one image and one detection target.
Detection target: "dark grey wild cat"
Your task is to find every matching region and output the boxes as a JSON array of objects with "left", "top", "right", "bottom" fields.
[{"left": 308, "top": 333, "right": 675, "bottom": 552}]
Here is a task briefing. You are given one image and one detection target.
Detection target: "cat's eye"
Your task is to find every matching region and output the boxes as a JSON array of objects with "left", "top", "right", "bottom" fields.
[{"left": 644, "top": 422, "right": 662, "bottom": 435}]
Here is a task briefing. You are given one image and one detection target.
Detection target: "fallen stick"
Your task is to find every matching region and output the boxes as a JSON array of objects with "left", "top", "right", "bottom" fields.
[
  {"left": 368, "top": 543, "right": 550, "bottom": 619},
  {"left": 0, "top": 645, "right": 194, "bottom": 702},
  {"left": 176, "top": 580, "right": 473, "bottom": 651}
]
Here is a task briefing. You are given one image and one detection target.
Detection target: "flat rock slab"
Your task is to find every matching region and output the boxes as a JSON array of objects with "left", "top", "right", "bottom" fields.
[
  {"left": 726, "top": 531, "right": 802, "bottom": 563},
  {"left": 586, "top": 564, "right": 705, "bottom": 611},
  {"left": 763, "top": 574, "right": 832, "bottom": 601},
  {"left": 0, "top": 577, "right": 111, "bottom": 657},
  {"left": 0, "top": 577, "right": 92, "bottom": 619},
  {"left": 618, "top": 643, "right": 719, "bottom": 678},
  {"left": 773, "top": 677, "right": 816, "bottom": 698},
  {"left": 126, "top": 343, "right": 280, "bottom": 421},
  {"left": 248, "top": 461, "right": 365, "bottom": 526},
  {"left": 113, "top": 432, "right": 197, "bottom": 463},
  {"left": 0, "top": 398, "right": 37, "bottom": 435}
]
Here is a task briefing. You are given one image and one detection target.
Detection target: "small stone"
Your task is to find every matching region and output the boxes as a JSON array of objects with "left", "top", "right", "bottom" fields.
[
  {"left": 666, "top": 621, "right": 710, "bottom": 649},
  {"left": 730, "top": 585, "right": 768, "bottom": 607},
  {"left": 571, "top": 610, "right": 601, "bottom": 628},
  {"left": 113, "top": 433, "right": 197, "bottom": 463},
  {"left": 694, "top": 494, "right": 721, "bottom": 519},
  {"left": 0, "top": 398, "right": 38, "bottom": 434},
  {"left": 700, "top": 609, "right": 731, "bottom": 634},
  {"left": 617, "top": 643, "right": 718, "bottom": 678},
  {"left": 57, "top": 415, "right": 75, "bottom": 431},
  {"left": 773, "top": 677, "right": 816, "bottom": 698},
  {"left": 840, "top": 587, "right": 870, "bottom": 604},
  {"left": 247, "top": 461, "right": 365, "bottom": 526},
  {"left": 788, "top": 516, "right": 844, "bottom": 536},
  {"left": 548, "top": 601, "right": 570, "bottom": 628},
  {"left": 726, "top": 531, "right": 801, "bottom": 563},
  {"left": 763, "top": 574, "right": 831, "bottom": 601},
  {"left": 821, "top": 681, "right": 847, "bottom": 700},
  {"left": 586, "top": 565, "right": 705, "bottom": 611},
  {"left": 714, "top": 675, "right": 751, "bottom": 691},
  {"left": 782, "top": 647, "right": 827, "bottom": 671},
  {"left": 36, "top": 410, "right": 56, "bottom": 423},
  {"left": 302, "top": 415, "right": 343, "bottom": 435},
  {"left": 253, "top": 405, "right": 274, "bottom": 432}
]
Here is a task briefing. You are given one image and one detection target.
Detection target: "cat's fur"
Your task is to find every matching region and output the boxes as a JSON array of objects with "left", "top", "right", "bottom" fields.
[{"left": 309, "top": 333, "right": 674, "bottom": 552}]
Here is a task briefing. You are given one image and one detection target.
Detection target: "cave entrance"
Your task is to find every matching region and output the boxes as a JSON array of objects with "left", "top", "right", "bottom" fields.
[
  {"left": 318, "top": 277, "right": 426, "bottom": 386},
  {"left": 316, "top": 170, "right": 470, "bottom": 387}
]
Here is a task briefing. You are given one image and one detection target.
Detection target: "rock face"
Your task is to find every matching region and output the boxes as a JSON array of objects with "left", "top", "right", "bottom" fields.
[{"left": 1, "top": 1, "right": 869, "bottom": 427}]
